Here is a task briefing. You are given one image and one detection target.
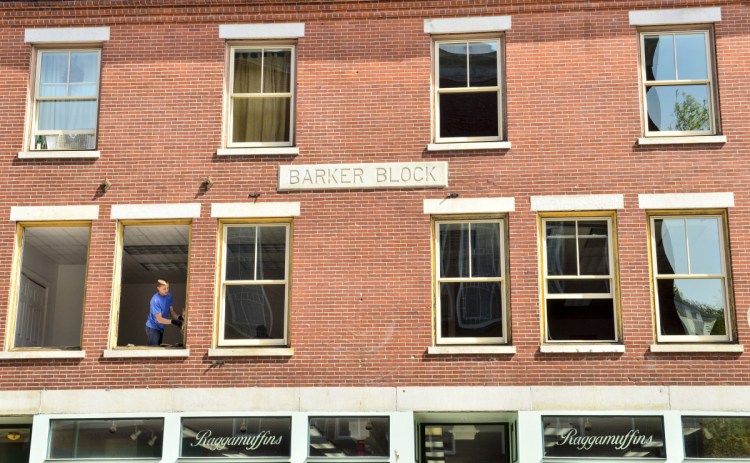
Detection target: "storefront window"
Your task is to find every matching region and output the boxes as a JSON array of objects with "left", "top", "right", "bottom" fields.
[
  {"left": 181, "top": 416, "right": 291, "bottom": 458},
  {"left": 48, "top": 418, "right": 163, "bottom": 459},
  {"left": 542, "top": 416, "right": 665, "bottom": 459},
  {"left": 0, "top": 423, "right": 31, "bottom": 463},
  {"left": 683, "top": 416, "right": 750, "bottom": 459},
  {"left": 309, "top": 417, "right": 389, "bottom": 458},
  {"left": 421, "top": 423, "right": 510, "bottom": 463}
]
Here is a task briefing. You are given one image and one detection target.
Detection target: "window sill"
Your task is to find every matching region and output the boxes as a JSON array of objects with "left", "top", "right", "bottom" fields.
[
  {"left": 18, "top": 150, "right": 100, "bottom": 159},
  {"left": 207, "top": 347, "right": 294, "bottom": 357},
  {"left": 427, "top": 345, "right": 516, "bottom": 355},
  {"left": 637, "top": 135, "right": 727, "bottom": 145},
  {"left": 0, "top": 350, "right": 85, "bottom": 360},
  {"left": 102, "top": 348, "right": 190, "bottom": 358},
  {"left": 540, "top": 344, "right": 625, "bottom": 354},
  {"left": 649, "top": 343, "right": 743, "bottom": 353},
  {"left": 426, "top": 141, "right": 511, "bottom": 152},
  {"left": 217, "top": 147, "right": 299, "bottom": 156}
]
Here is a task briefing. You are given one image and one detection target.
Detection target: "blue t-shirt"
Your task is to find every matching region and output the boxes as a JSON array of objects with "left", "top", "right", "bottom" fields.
[{"left": 145, "top": 292, "right": 173, "bottom": 332}]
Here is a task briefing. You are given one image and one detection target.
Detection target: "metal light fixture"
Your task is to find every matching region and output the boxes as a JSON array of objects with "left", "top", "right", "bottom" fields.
[
  {"left": 100, "top": 178, "right": 112, "bottom": 192},
  {"left": 130, "top": 426, "right": 141, "bottom": 441},
  {"left": 203, "top": 176, "right": 214, "bottom": 190},
  {"left": 447, "top": 192, "right": 459, "bottom": 198},
  {"left": 109, "top": 421, "right": 117, "bottom": 433},
  {"left": 147, "top": 432, "right": 158, "bottom": 447},
  {"left": 239, "top": 419, "right": 247, "bottom": 433},
  {"left": 6, "top": 431, "right": 21, "bottom": 441}
]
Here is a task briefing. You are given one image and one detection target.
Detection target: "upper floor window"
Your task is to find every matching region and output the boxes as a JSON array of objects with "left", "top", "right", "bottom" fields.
[
  {"left": 541, "top": 216, "right": 619, "bottom": 343},
  {"left": 227, "top": 45, "right": 295, "bottom": 147},
  {"left": 31, "top": 49, "right": 101, "bottom": 151},
  {"left": 650, "top": 213, "right": 732, "bottom": 342},
  {"left": 433, "top": 38, "right": 503, "bottom": 143},
  {"left": 434, "top": 218, "right": 508, "bottom": 345},
  {"left": 640, "top": 29, "right": 719, "bottom": 137}
]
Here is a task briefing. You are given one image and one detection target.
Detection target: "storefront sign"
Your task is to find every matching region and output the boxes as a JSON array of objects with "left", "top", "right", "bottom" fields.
[
  {"left": 542, "top": 416, "right": 665, "bottom": 459},
  {"left": 181, "top": 417, "right": 291, "bottom": 458},
  {"left": 278, "top": 162, "right": 448, "bottom": 191}
]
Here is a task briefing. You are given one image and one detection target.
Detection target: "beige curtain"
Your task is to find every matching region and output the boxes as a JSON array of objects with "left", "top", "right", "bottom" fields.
[{"left": 233, "top": 49, "right": 291, "bottom": 143}]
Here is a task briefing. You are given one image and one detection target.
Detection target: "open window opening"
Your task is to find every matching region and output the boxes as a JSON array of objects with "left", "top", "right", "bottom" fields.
[
  {"left": 12, "top": 224, "right": 90, "bottom": 349},
  {"left": 115, "top": 223, "right": 189, "bottom": 348}
]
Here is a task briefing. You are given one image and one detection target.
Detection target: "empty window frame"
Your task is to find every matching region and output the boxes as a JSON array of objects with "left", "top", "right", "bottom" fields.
[
  {"left": 649, "top": 213, "right": 732, "bottom": 342},
  {"left": 433, "top": 37, "right": 503, "bottom": 143},
  {"left": 112, "top": 222, "right": 190, "bottom": 348},
  {"left": 434, "top": 218, "right": 508, "bottom": 345},
  {"left": 9, "top": 223, "right": 90, "bottom": 349},
  {"left": 30, "top": 49, "right": 101, "bottom": 151},
  {"left": 218, "top": 223, "right": 290, "bottom": 346},
  {"left": 227, "top": 44, "right": 295, "bottom": 147},
  {"left": 640, "top": 29, "right": 719, "bottom": 136},
  {"left": 541, "top": 216, "right": 619, "bottom": 342}
]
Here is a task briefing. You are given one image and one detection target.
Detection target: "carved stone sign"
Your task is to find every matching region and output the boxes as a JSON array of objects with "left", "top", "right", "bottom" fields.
[{"left": 278, "top": 162, "right": 448, "bottom": 191}]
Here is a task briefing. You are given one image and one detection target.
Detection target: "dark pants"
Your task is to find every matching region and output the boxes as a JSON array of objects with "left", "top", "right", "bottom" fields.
[{"left": 146, "top": 327, "right": 163, "bottom": 346}]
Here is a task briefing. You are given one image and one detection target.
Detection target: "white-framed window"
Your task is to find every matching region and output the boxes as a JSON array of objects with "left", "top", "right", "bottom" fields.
[
  {"left": 541, "top": 215, "right": 619, "bottom": 343},
  {"left": 309, "top": 416, "right": 390, "bottom": 458},
  {"left": 218, "top": 222, "right": 290, "bottom": 347},
  {"left": 30, "top": 48, "right": 101, "bottom": 151},
  {"left": 433, "top": 37, "right": 503, "bottom": 143},
  {"left": 48, "top": 418, "right": 164, "bottom": 458},
  {"left": 227, "top": 44, "right": 295, "bottom": 148},
  {"left": 434, "top": 218, "right": 508, "bottom": 345},
  {"left": 649, "top": 213, "right": 732, "bottom": 343},
  {"left": 639, "top": 28, "right": 719, "bottom": 137},
  {"left": 9, "top": 222, "right": 91, "bottom": 350}
]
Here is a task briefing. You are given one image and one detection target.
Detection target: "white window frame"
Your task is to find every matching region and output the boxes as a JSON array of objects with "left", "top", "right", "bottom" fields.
[
  {"left": 226, "top": 43, "right": 296, "bottom": 148},
  {"left": 29, "top": 47, "right": 102, "bottom": 151},
  {"left": 639, "top": 28, "right": 719, "bottom": 138},
  {"left": 432, "top": 37, "right": 504, "bottom": 144},
  {"left": 433, "top": 217, "right": 508, "bottom": 345},
  {"left": 649, "top": 212, "right": 733, "bottom": 343},
  {"left": 217, "top": 222, "right": 291, "bottom": 347},
  {"left": 540, "top": 215, "right": 619, "bottom": 344}
]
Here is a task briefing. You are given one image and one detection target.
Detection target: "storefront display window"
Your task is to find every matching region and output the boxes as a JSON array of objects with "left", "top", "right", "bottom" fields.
[
  {"left": 181, "top": 416, "right": 291, "bottom": 458},
  {"left": 309, "top": 417, "right": 389, "bottom": 458},
  {"left": 542, "top": 416, "right": 665, "bottom": 459},
  {"left": 683, "top": 416, "right": 750, "bottom": 459},
  {"left": 48, "top": 418, "right": 163, "bottom": 459},
  {"left": 421, "top": 423, "right": 510, "bottom": 463}
]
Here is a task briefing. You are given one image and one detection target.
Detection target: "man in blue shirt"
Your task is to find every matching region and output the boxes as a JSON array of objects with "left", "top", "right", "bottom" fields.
[{"left": 145, "top": 279, "right": 183, "bottom": 346}]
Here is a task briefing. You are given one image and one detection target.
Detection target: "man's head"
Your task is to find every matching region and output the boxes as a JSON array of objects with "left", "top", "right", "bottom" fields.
[{"left": 157, "top": 279, "right": 170, "bottom": 296}]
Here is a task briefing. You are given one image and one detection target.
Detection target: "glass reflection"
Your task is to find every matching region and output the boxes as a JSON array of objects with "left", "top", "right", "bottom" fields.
[
  {"left": 645, "top": 35, "right": 675, "bottom": 81},
  {"left": 676, "top": 34, "right": 708, "bottom": 80},
  {"left": 440, "top": 282, "right": 503, "bottom": 338},
  {"left": 224, "top": 284, "right": 285, "bottom": 340},
  {"left": 422, "top": 424, "right": 509, "bottom": 463},
  {"left": 309, "top": 417, "right": 389, "bottom": 457},
  {"left": 439, "top": 43, "right": 467, "bottom": 88},
  {"left": 647, "top": 84, "right": 709, "bottom": 132},
  {"left": 468, "top": 41, "right": 497, "bottom": 87},
  {"left": 48, "top": 419, "right": 163, "bottom": 459},
  {"left": 225, "top": 227, "right": 256, "bottom": 281},
  {"left": 683, "top": 416, "right": 750, "bottom": 458},
  {"left": 657, "top": 278, "right": 726, "bottom": 336}
]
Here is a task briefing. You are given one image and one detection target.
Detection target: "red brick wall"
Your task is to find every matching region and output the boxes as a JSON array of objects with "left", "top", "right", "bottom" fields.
[{"left": 0, "top": 0, "right": 748, "bottom": 389}]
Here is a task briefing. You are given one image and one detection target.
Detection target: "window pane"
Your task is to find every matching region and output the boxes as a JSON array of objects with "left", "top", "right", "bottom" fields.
[
  {"left": 644, "top": 34, "right": 675, "bottom": 81},
  {"left": 264, "top": 48, "right": 291, "bottom": 93},
  {"left": 258, "top": 226, "right": 287, "bottom": 281},
  {"left": 471, "top": 223, "right": 501, "bottom": 277},
  {"left": 676, "top": 33, "right": 708, "bottom": 80},
  {"left": 687, "top": 218, "right": 722, "bottom": 274},
  {"left": 423, "top": 424, "right": 510, "bottom": 463},
  {"left": 233, "top": 50, "right": 262, "bottom": 94},
  {"left": 646, "top": 84, "right": 710, "bottom": 132},
  {"left": 181, "top": 417, "right": 292, "bottom": 458},
  {"left": 546, "top": 298, "right": 616, "bottom": 341},
  {"left": 578, "top": 236, "right": 609, "bottom": 275},
  {"left": 657, "top": 278, "right": 726, "bottom": 336},
  {"left": 655, "top": 218, "right": 688, "bottom": 275},
  {"left": 546, "top": 237, "right": 577, "bottom": 276},
  {"left": 232, "top": 97, "right": 291, "bottom": 143},
  {"left": 37, "top": 100, "right": 97, "bottom": 131},
  {"left": 309, "top": 417, "right": 389, "bottom": 457},
  {"left": 439, "top": 92, "right": 498, "bottom": 138},
  {"left": 39, "top": 52, "right": 69, "bottom": 96},
  {"left": 224, "top": 285, "right": 285, "bottom": 340},
  {"left": 225, "top": 227, "right": 256, "bottom": 281},
  {"left": 69, "top": 52, "right": 99, "bottom": 97},
  {"left": 683, "top": 416, "right": 750, "bottom": 458},
  {"left": 468, "top": 41, "right": 497, "bottom": 87},
  {"left": 49, "top": 419, "right": 163, "bottom": 459},
  {"left": 440, "top": 282, "right": 503, "bottom": 339},
  {"left": 546, "top": 221, "right": 576, "bottom": 238},
  {"left": 547, "top": 279, "right": 610, "bottom": 294},
  {"left": 439, "top": 223, "right": 469, "bottom": 278},
  {"left": 438, "top": 43, "right": 467, "bottom": 88}
]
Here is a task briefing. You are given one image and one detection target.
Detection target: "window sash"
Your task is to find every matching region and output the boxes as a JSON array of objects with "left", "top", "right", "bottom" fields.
[
  {"left": 227, "top": 45, "right": 295, "bottom": 148},
  {"left": 434, "top": 39, "right": 503, "bottom": 143},
  {"left": 640, "top": 30, "right": 716, "bottom": 137},
  {"left": 650, "top": 215, "right": 731, "bottom": 342},
  {"left": 434, "top": 219, "right": 507, "bottom": 345},
  {"left": 218, "top": 223, "right": 290, "bottom": 347}
]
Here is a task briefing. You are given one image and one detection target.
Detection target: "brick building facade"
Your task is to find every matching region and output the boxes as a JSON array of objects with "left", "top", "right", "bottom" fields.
[{"left": 0, "top": 0, "right": 749, "bottom": 461}]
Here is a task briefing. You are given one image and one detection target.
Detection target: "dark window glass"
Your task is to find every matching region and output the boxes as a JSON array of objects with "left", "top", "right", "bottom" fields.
[
  {"left": 438, "top": 43, "right": 467, "bottom": 88},
  {"left": 439, "top": 92, "right": 498, "bottom": 138},
  {"left": 683, "top": 416, "right": 750, "bottom": 458},
  {"left": 468, "top": 42, "right": 498, "bottom": 86},
  {"left": 309, "top": 417, "right": 389, "bottom": 457},
  {"left": 225, "top": 227, "right": 256, "bottom": 281},
  {"left": 48, "top": 419, "right": 163, "bottom": 459},
  {"left": 439, "top": 223, "right": 470, "bottom": 278},
  {"left": 422, "top": 423, "right": 510, "bottom": 463},
  {"left": 0, "top": 424, "right": 31, "bottom": 463},
  {"left": 657, "top": 278, "right": 726, "bottom": 336},
  {"left": 547, "top": 279, "right": 610, "bottom": 294},
  {"left": 440, "top": 282, "right": 503, "bottom": 338},
  {"left": 224, "top": 284, "right": 286, "bottom": 340},
  {"left": 546, "top": 298, "right": 615, "bottom": 341},
  {"left": 181, "top": 417, "right": 291, "bottom": 458}
]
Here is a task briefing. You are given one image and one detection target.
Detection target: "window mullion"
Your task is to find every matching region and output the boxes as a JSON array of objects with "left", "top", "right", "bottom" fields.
[
  {"left": 253, "top": 226, "right": 259, "bottom": 281},
  {"left": 683, "top": 219, "right": 692, "bottom": 275},
  {"left": 66, "top": 52, "right": 72, "bottom": 97},
  {"left": 575, "top": 220, "right": 581, "bottom": 276},
  {"left": 464, "top": 42, "right": 470, "bottom": 89}
]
